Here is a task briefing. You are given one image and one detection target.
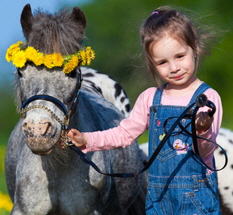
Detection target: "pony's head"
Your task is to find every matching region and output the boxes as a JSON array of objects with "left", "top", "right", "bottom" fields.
[{"left": 11, "top": 4, "right": 89, "bottom": 155}]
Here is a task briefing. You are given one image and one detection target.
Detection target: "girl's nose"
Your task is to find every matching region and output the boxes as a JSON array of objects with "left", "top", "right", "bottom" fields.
[{"left": 170, "top": 61, "right": 180, "bottom": 73}]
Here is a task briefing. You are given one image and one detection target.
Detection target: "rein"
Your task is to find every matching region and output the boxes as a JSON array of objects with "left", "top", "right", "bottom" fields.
[
  {"left": 68, "top": 94, "right": 228, "bottom": 178},
  {"left": 20, "top": 75, "right": 228, "bottom": 177},
  {"left": 21, "top": 95, "right": 69, "bottom": 127}
]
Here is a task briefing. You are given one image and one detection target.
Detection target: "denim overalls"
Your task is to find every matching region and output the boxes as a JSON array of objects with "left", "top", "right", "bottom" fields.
[{"left": 146, "top": 83, "right": 221, "bottom": 215}]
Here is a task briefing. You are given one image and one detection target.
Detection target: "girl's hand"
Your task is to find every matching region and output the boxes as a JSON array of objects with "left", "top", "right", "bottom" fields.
[
  {"left": 195, "top": 109, "right": 213, "bottom": 134},
  {"left": 67, "top": 129, "right": 87, "bottom": 148}
]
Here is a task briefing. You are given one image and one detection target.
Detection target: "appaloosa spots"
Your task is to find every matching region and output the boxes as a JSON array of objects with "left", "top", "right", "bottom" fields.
[
  {"left": 81, "top": 67, "right": 131, "bottom": 117},
  {"left": 213, "top": 128, "right": 233, "bottom": 214}
]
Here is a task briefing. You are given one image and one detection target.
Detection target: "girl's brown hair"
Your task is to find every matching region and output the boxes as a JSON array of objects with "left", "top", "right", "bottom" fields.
[{"left": 140, "top": 6, "right": 217, "bottom": 86}]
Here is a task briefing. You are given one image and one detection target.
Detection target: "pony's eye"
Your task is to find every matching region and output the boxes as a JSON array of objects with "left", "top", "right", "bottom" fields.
[
  {"left": 17, "top": 68, "right": 23, "bottom": 78},
  {"left": 66, "top": 69, "right": 77, "bottom": 78}
]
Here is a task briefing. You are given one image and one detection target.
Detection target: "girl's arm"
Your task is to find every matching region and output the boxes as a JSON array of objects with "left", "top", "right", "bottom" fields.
[
  {"left": 194, "top": 89, "right": 222, "bottom": 166},
  {"left": 68, "top": 87, "right": 156, "bottom": 153},
  {"left": 67, "top": 129, "right": 87, "bottom": 148}
]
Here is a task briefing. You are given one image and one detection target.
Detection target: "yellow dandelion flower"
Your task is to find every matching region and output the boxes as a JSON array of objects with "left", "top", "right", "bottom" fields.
[
  {"left": 9, "top": 41, "right": 22, "bottom": 53},
  {"left": 12, "top": 51, "right": 27, "bottom": 68},
  {"left": 0, "top": 192, "right": 13, "bottom": 211},
  {"left": 86, "top": 47, "right": 95, "bottom": 65},
  {"left": 5, "top": 41, "right": 22, "bottom": 62},
  {"left": 25, "top": 47, "right": 39, "bottom": 61},
  {"left": 5, "top": 50, "right": 13, "bottom": 62},
  {"left": 6, "top": 41, "right": 95, "bottom": 73},
  {"left": 63, "top": 55, "right": 79, "bottom": 74},
  {"left": 10, "top": 41, "right": 22, "bottom": 52},
  {"left": 79, "top": 50, "right": 87, "bottom": 65},
  {"left": 63, "top": 64, "right": 72, "bottom": 74},
  {"left": 52, "top": 53, "right": 64, "bottom": 67},
  {"left": 44, "top": 54, "right": 54, "bottom": 69},
  {"left": 32, "top": 52, "right": 44, "bottom": 66},
  {"left": 70, "top": 55, "right": 79, "bottom": 67}
]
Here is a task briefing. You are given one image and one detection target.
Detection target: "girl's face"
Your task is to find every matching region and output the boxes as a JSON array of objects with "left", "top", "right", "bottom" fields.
[{"left": 151, "top": 35, "right": 197, "bottom": 90}]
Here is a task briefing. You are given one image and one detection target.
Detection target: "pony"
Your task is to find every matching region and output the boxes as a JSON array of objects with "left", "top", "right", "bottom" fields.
[{"left": 5, "top": 4, "right": 147, "bottom": 215}]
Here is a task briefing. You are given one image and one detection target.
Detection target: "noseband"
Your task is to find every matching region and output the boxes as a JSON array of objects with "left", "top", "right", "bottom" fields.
[
  {"left": 20, "top": 68, "right": 82, "bottom": 146},
  {"left": 20, "top": 95, "right": 70, "bottom": 128}
]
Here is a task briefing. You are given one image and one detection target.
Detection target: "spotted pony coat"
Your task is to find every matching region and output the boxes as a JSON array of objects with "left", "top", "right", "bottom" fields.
[
  {"left": 215, "top": 128, "right": 233, "bottom": 215},
  {"left": 81, "top": 67, "right": 130, "bottom": 117}
]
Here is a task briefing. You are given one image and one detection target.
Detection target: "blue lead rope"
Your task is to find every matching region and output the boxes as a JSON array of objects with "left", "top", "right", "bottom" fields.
[{"left": 70, "top": 94, "right": 228, "bottom": 177}]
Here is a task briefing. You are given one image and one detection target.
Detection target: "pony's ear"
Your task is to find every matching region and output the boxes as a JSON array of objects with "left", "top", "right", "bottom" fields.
[
  {"left": 71, "top": 7, "right": 87, "bottom": 29},
  {"left": 20, "top": 4, "right": 33, "bottom": 40}
]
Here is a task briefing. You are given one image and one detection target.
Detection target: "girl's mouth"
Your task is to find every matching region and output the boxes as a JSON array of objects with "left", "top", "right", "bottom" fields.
[{"left": 173, "top": 74, "right": 184, "bottom": 80}]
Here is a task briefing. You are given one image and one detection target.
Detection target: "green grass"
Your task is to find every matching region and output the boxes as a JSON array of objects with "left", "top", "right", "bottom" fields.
[
  {"left": 137, "top": 131, "right": 148, "bottom": 145},
  {"left": 0, "top": 209, "right": 10, "bottom": 215},
  {"left": 0, "top": 136, "right": 12, "bottom": 214},
  {"left": 0, "top": 138, "right": 7, "bottom": 194}
]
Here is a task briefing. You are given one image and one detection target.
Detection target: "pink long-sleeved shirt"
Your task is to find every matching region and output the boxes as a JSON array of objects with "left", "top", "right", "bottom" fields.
[{"left": 83, "top": 86, "right": 222, "bottom": 167}]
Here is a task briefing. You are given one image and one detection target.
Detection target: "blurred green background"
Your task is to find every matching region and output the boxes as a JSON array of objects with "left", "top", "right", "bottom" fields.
[{"left": 0, "top": 0, "right": 232, "bottom": 213}]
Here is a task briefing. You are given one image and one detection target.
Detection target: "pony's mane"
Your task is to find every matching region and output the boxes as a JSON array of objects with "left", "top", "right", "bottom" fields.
[{"left": 27, "top": 8, "right": 86, "bottom": 55}]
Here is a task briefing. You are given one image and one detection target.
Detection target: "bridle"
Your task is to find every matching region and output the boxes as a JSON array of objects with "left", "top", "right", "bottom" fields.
[{"left": 19, "top": 68, "right": 83, "bottom": 146}]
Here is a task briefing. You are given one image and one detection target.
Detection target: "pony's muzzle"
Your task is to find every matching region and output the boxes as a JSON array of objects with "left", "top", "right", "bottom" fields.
[
  {"left": 22, "top": 118, "right": 59, "bottom": 154},
  {"left": 22, "top": 119, "right": 53, "bottom": 137}
]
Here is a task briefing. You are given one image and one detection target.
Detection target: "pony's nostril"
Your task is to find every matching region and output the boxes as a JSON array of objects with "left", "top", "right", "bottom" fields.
[
  {"left": 22, "top": 122, "right": 27, "bottom": 129},
  {"left": 41, "top": 122, "right": 52, "bottom": 136}
]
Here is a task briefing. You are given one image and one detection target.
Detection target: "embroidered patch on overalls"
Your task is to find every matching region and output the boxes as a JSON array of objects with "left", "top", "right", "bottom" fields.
[
  {"left": 156, "top": 119, "right": 161, "bottom": 126},
  {"left": 173, "top": 139, "right": 188, "bottom": 155},
  {"left": 159, "top": 133, "right": 166, "bottom": 140}
]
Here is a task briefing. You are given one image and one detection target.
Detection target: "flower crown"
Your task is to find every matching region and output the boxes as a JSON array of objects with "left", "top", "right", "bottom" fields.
[{"left": 6, "top": 41, "right": 95, "bottom": 74}]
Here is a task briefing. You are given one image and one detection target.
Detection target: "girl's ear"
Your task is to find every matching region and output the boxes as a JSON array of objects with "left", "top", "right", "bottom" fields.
[
  {"left": 195, "top": 41, "right": 200, "bottom": 57},
  {"left": 194, "top": 46, "right": 200, "bottom": 72}
]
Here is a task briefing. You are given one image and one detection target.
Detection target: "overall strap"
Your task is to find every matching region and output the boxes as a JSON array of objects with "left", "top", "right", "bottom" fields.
[
  {"left": 152, "top": 84, "right": 166, "bottom": 106},
  {"left": 188, "top": 83, "right": 210, "bottom": 106}
]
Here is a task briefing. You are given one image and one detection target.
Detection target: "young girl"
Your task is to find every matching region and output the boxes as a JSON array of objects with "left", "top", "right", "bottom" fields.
[{"left": 68, "top": 7, "right": 223, "bottom": 214}]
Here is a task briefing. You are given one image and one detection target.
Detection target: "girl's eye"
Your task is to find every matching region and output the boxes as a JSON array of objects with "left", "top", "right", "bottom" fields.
[
  {"left": 177, "top": 55, "right": 184, "bottom": 59},
  {"left": 158, "top": 61, "right": 166, "bottom": 66}
]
